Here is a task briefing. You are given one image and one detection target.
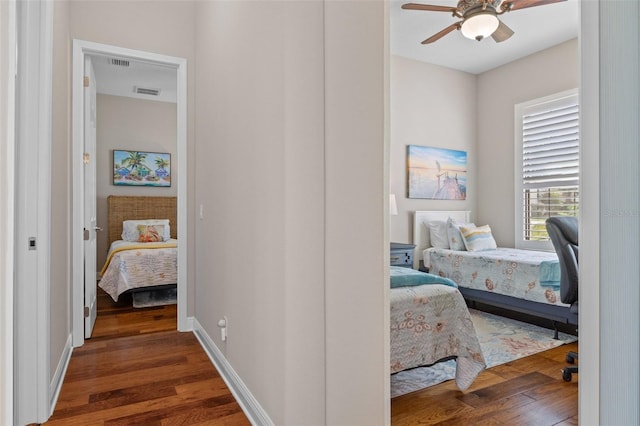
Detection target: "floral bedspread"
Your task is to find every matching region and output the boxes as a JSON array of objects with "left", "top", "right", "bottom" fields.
[
  {"left": 390, "top": 284, "right": 485, "bottom": 390},
  {"left": 426, "top": 247, "right": 566, "bottom": 306},
  {"left": 99, "top": 242, "right": 177, "bottom": 301}
]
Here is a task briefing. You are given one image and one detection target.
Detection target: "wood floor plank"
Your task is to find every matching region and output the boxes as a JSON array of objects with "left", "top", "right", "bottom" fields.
[
  {"left": 493, "top": 390, "right": 578, "bottom": 425},
  {"left": 101, "top": 394, "right": 244, "bottom": 426},
  {"left": 64, "top": 353, "right": 190, "bottom": 381},
  {"left": 457, "top": 372, "right": 554, "bottom": 408},
  {"left": 523, "top": 378, "right": 579, "bottom": 402},
  {"left": 555, "top": 415, "right": 579, "bottom": 426},
  {"left": 50, "top": 392, "right": 239, "bottom": 425},
  {"left": 433, "top": 393, "right": 536, "bottom": 426},
  {"left": 173, "top": 379, "right": 235, "bottom": 400},
  {"left": 162, "top": 409, "right": 251, "bottom": 426},
  {"left": 57, "top": 359, "right": 217, "bottom": 400}
]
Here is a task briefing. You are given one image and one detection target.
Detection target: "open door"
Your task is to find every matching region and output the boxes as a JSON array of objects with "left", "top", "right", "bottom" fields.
[
  {"left": 83, "top": 55, "right": 98, "bottom": 338},
  {"left": 72, "top": 40, "right": 188, "bottom": 346}
]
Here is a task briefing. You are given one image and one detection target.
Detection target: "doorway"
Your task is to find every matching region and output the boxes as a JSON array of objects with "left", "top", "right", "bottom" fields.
[{"left": 71, "top": 40, "right": 189, "bottom": 347}]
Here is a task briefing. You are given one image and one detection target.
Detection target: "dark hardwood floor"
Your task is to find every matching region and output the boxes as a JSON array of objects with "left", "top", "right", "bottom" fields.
[
  {"left": 46, "top": 289, "right": 250, "bottom": 425},
  {"left": 47, "top": 288, "right": 578, "bottom": 425},
  {"left": 391, "top": 341, "right": 579, "bottom": 425}
]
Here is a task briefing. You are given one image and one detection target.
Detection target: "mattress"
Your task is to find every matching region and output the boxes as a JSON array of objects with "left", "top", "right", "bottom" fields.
[
  {"left": 390, "top": 283, "right": 485, "bottom": 390},
  {"left": 99, "top": 239, "right": 178, "bottom": 301},
  {"left": 424, "top": 247, "right": 565, "bottom": 306}
]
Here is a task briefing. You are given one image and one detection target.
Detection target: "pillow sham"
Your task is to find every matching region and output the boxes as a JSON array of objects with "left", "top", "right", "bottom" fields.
[
  {"left": 136, "top": 224, "right": 165, "bottom": 243},
  {"left": 459, "top": 224, "right": 497, "bottom": 252},
  {"left": 389, "top": 266, "right": 457, "bottom": 288},
  {"left": 428, "top": 221, "right": 449, "bottom": 249},
  {"left": 446, "top": 217, "right": 474, "bottom": 251},
  {"left": 122, "top": 219, "right": 170, "bottom": 242}
]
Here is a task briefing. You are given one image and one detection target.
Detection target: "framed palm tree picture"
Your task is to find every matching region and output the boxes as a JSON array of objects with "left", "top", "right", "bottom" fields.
[{"left": 113, "top": 150, "right": 171, "bottom": 187}]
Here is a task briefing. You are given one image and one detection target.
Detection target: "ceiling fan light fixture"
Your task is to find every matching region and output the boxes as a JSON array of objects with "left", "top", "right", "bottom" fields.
[{"left": 460, "top": 9, "right": 499, "bottom": 41}]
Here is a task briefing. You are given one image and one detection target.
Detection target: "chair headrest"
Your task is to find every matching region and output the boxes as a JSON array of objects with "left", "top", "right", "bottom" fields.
[{"left": 545, "top": 216, "right": 578, "bottom": 246}]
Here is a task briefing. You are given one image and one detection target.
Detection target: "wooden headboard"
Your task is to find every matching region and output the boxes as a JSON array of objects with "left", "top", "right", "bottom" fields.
[
  {"left": 413, "top": 210, "right": 471, "bottom": 262},
  {"left": 107, "top": 196, "right": 177, "bottom": 246}
]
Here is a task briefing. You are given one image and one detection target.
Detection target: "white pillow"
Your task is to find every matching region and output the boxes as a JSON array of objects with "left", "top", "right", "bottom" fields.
[
  {"left": 446, "top": 217, "right": 474, "bottom": 251},
  {"left": 122, "top": 219, "right": 170, "bottom": 242},
  {"left": 460, "top": 224, "right": 497, "bottom": 252},
  {"left": 428, "top": 221, "right": 449, "bottom": 249}
]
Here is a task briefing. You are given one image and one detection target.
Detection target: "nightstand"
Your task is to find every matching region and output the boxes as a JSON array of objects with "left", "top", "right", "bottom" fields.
[{"left": 390, "top": 242, "right": 416, "bottom": 268}]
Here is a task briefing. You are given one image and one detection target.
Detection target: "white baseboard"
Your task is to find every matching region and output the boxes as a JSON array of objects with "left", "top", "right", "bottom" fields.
[
  {"left": 49, "top": 333, "right": 73, "bottom": 416},
  {"left": 192, "top": 319, "right": 273, "bottom": 426},
  {"left": 181, "top": 315, "right": 194, "bottom": 332}
]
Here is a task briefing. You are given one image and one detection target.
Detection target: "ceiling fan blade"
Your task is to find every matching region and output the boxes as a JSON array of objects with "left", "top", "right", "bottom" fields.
[
  {"left": 402, "top": 3, "right": 458, "bottom": 13},
  {"left": 421, "top": 22, "right": 461, "bottom": 44},
  {"left": 502, "top": 0, "right": 566, "bottom": 12},
  {"left": 491, "top": 20, "right": 514, "bottom": 42}
]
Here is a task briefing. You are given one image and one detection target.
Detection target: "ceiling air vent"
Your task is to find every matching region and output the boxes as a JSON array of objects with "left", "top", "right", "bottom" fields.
[
  {"left": 109, "top": 58, "right": 130, "bottom": 67},
  {"left": 133, "top": 86, "right": 161, "bottom": 96}
]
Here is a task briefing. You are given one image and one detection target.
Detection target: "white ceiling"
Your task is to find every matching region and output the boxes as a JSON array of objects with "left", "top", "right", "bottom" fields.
[
  {"left": 390, "top": 0, "right": 579, "bottom": 74},
  {"left": 90, "top": 54, "right": 177, "bottom": 103}
]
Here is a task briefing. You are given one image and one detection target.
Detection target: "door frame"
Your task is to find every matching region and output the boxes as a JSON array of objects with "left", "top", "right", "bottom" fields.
[
  {"left": 14, "top": 0, "right": 52, "bottom": 423},
  {"left": 83, "top": 54, "right": 98, "bottom": 338},
  {"left": 1, "top": 1, "right": 16, "bottom": 424},
  {"left": 71, "top": 39, "right": 189, "bottom": 347}
]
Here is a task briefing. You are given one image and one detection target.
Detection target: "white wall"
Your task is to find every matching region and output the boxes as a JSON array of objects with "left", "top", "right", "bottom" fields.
[
  {"left": 476, "top": 38, "right": 578, "bottom": 246},
  {"left": 324, "top": 1, "right": 387, "bottom": 423},
  {"left": 580, "top": 2, "right": 640, "bottom": 423},
  {"left": 95, "top": 94, "right": 177, "bottom": 267},
  {"left": 194, "top": 1, "right": 325, "bottom": 423},
  {"left": 194, "top": 1, "right": 387, "bottom": 424},
  {"left": 592, "top": 1, "right": 639, "bottom": 423},
  {"left": 390, "top": 55, "right": 476, "bottom": 243},
  {"left": 50, "top": 0, "right": 71, "bottom": 385}
]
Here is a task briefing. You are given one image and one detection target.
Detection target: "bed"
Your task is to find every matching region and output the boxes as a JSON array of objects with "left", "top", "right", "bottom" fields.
[
  {"left": 98, "top": 195, "right": 178, "bottom": 302},
  {"left": 413, "top": 211, "right": 578, "bottom": 330},
  {"left": 390, "top": 266, "right": 486, "bottom": 391}
]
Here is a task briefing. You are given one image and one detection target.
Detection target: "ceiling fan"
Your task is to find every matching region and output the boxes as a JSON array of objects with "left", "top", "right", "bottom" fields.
[{"left": 402, "top": 0, "right": 566, "bottom": 44}]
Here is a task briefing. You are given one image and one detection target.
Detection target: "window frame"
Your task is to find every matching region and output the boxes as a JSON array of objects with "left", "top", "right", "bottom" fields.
[{"left": 514, "top": 88, "right": 579, "bottom": 251}]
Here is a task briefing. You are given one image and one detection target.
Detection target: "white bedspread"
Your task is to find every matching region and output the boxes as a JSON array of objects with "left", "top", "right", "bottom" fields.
[
  {"left": 99, "top": 239, "right": 178, "bottom": 301},
  {"left": 390, "top": 284, "right": 485, "bottom": 390}
]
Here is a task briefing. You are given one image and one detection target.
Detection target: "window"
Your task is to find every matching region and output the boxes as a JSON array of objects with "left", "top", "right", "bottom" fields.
[{"left": 515, "top": 89, "right": 579, "bottom": 250}]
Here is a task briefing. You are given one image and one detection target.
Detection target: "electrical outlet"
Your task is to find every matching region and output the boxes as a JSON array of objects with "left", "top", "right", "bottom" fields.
[{"left": 217, "top": 316, "right": 228, "bottom": 341}]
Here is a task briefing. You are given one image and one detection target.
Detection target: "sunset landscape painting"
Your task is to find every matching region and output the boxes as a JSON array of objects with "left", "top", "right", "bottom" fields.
[{"left": 407, "top": 145, "right": 467, "bottom": 200}]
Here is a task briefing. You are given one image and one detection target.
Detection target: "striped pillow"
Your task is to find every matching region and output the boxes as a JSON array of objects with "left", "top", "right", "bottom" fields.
[{"left": 460, "top": 224, "right": 497, "bottom": 252}]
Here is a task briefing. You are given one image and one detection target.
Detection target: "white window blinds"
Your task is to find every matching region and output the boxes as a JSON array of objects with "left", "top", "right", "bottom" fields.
[
  {"left": 515, "top": 90, "right": 579, "bottom": 248},
  {"left": 522, "top": 102, "right": 579, "bottom": 191}
]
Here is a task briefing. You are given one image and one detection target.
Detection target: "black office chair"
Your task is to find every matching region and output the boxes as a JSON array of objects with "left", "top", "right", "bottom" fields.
[{"left": 546, "top": 216, "right": 579, "bottom": 382}]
